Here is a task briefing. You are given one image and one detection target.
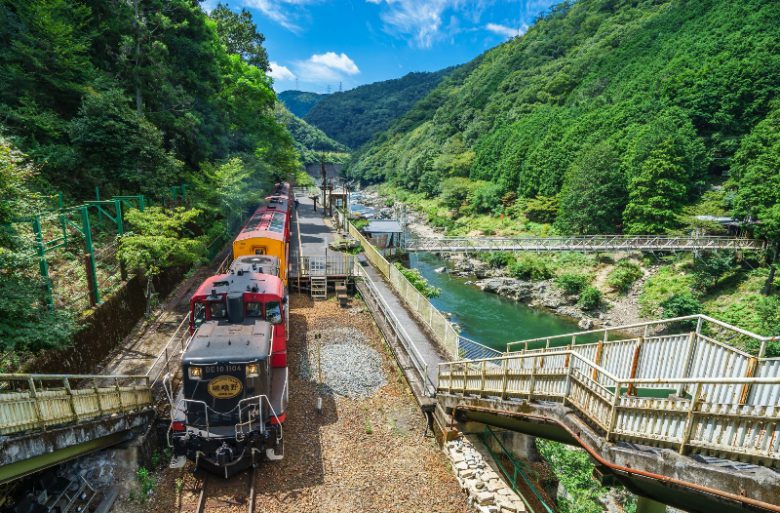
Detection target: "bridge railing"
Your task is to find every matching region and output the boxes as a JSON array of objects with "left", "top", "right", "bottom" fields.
[
  {"left": 350, "top": 222, "right": 459, "bottom": 357},
  {"left": 438, "top": 349, "right": 780, "bottom": 463},
  {"left": 505, "top": 315, "right": 780, "bottom": 407},
  {"left": 0, "top": 373, "right": 152, "bottom": 435},
  {"left": 405, "top": 235, "right": 766, "bottom": 253}
]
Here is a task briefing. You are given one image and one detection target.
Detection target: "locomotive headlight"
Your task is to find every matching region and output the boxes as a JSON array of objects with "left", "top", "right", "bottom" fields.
[
  {"left": 246, "top": 363, "right": 259, "bottom": 378},
  {"left": 188, "top": 366, "right": 202, "bottom": 380}
]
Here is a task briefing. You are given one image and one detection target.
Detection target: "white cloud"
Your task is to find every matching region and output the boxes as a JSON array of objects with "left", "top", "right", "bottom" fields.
[
  {"left": 370, "top": 0, "right": 456, "bottom": 49},
  {"left": 268, "top": 61, "right": 296, "bottom": 80},
  {"left": 485, "top": 22, "right": 527, "bottom": 39},
  {"left": 310, "top": 52, "right": 359, "bottom": 75},
  {"left": 293, "top": 52, "right": 360, "bottom": 82},
  {"left": 243, "top": 0, "right": 318, "bottom": 33}
]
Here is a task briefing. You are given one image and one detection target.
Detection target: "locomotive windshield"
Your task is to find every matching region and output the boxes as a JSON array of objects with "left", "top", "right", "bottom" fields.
[
  {"left": 210, "top": 301, "right": 227, "bottom": 318},
  {"left": 246, "top": 302, "right": 262, "bottom": 317},
  {"left": 265, "top": 301, "right": 282, "bottom": 324}
]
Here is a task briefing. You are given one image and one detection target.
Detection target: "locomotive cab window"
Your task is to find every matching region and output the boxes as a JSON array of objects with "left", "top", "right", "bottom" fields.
[
  {"left": 246, "top": 302, "right": 262, "bottom": 317},
  {"left": 254, "top": 248, "right": 266, "bottom": 255},
  {"left": 193, "top": 302, "right": 206, "bottom": 328},
  {"left": 210, "top": 301, "right": 227, "bottom": 318},
  {"left": 265, "top": 301, "right": 282, "bottom": 324}
]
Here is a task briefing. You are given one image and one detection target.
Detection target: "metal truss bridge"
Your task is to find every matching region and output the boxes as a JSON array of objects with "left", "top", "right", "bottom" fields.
[{"left": 403, "top": 235, "right": 765, "bottom": 253}]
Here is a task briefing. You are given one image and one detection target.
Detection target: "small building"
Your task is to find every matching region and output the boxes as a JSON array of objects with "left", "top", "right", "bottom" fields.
[{"left": 364, "top": 220, "right": 404, "bottom": 252}]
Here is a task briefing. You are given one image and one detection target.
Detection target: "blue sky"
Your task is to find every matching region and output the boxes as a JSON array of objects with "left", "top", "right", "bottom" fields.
[{"left": 203, "top": 1, "right": 561, "bottom": 93}]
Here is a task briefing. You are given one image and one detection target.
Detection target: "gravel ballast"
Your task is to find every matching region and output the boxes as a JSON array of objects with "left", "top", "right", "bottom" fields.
[{"left": 301, "top": 327, "right": 387, "bottom": 398}]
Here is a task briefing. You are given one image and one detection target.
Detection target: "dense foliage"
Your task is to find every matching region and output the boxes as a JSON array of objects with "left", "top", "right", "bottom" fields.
[
  {"left": 349, "top": 0, "right": 780, "bottom": 236},
  {"left": 278, "top": 90, "right": 326, "bottom": 118},
  {"left": 0, "top": 0, "right": 297, "bottom": 199},
  {"left": 0, "top": 1, "right": 298, "bottom": 352},
  {"left": 304, "top": 69, "right": 454, "bottom": 149}
]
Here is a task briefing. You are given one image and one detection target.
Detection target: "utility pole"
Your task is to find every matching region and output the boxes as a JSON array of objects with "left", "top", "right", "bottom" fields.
[
  {"left": 320, "top": 156, "right": 327, "bottom": 215},
  {"left": 326, "top": 84, "right": 331, "bottom": 94}
]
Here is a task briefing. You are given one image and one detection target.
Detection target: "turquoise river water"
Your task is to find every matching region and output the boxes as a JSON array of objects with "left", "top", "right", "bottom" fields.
[{"left": 409, "top": 252, "right": 584, "bottom": 352}]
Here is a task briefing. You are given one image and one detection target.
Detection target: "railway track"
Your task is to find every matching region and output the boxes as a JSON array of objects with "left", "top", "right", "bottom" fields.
[{"left": 195, "top": 467, "right": 257, "bottom": 513}]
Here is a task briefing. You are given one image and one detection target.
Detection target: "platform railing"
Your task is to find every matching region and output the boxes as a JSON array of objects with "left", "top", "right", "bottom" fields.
[
  {"left": 0, "top": 373, "right": 152, "bottom": 435},
  {"left": 405, "top": 235, "right": 766, "bottom": 253},
  {"left": 438, "top": 347, "right": 780, "bottom": 463}
]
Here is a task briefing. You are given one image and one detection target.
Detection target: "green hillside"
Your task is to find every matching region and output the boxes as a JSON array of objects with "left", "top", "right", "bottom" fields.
[
  {"left": 348, "top": 0, "right": 780, "bottom": 239},
  {"left": 304, "top": 68, "right": 454, "bottom": 149},
  {"left": 275, "top": 102, "right": 350, "bottom": 165},
  {"left": 278, "top": 90, "right": 326, "bottom": 118}
]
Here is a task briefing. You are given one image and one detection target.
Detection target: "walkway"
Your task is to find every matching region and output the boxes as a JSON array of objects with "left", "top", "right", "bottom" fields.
[
  {"left": 359, "top": 261, "right": 447, "bottom": 388},
  {"left": 293, "top": 193, "right": 336, "bottom": 259},
  {"left": 405, "top": 235, "right": 765, "bottom": 253}
]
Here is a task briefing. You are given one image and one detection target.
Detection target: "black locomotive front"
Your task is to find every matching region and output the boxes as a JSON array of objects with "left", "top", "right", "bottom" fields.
[{"left": 170, "top": 314, "right": 285, "bottom": 477}]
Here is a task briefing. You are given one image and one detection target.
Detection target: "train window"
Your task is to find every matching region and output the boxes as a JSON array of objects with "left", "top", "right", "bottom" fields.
[
  {"left": 246, "top": 302, "right": 262, "bottom": 317},
  {"left": 254, "top": 248, "right": 266, "bottom": 255},
  {"left": 265, "top": 301, "right": 282, "bottom": 324},
  {"left": 210, "top": 301, "right": 227, "bottom": 318},
  {"left": 193, "top": 302, "right": 206, "bottom": 328}
]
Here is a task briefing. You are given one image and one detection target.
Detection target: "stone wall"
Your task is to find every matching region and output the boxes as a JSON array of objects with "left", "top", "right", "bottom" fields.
[{"left": 446, "top": 436, "right": 529, "bottom": 513}]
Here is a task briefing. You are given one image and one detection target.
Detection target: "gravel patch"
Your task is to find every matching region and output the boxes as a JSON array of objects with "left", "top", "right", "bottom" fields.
[{"left": 300, "top": 327, "right": 387, "bottom": 398}]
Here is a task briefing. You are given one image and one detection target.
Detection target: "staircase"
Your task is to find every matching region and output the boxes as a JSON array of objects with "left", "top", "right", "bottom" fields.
[{"left": 310, "top": 276, "right": 327, "bottom": 300}]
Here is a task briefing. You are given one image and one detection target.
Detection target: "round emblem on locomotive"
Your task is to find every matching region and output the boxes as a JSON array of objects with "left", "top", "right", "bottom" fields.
[{"left": 207, "top": 375, "right": 243, "bottom": 399}]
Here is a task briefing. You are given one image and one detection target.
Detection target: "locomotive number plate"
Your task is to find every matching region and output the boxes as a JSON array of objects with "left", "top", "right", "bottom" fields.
[{"left": 207, "top": 375, "right": 243, "bottom": 399}]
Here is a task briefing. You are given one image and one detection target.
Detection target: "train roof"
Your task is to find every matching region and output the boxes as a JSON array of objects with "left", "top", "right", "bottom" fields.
[
  {"left": 264, "top": 195, "right": 291, "bottom": 210},
  {"left": 183, "top": 320, "right": 272, "bottom": 364},
  {"left": 229, "top": 255, "right": 280, "bottom": 276},
  {"left": 192, "top": 270, "right": 284, "bottom": 299},
  {"left": 271, "top": 182, "right": 291, "bottom": 196},
  {"left": 235, "top": 207, "right": 288, "bottom": 243}
]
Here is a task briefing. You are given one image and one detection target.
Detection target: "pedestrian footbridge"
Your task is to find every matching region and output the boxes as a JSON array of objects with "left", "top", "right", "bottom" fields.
[
  {"left": 404, "top": 235, "right": 765, "bottom": 253},
  {"left": 438, "top": 316, "right": 780, "bottom": 512}
]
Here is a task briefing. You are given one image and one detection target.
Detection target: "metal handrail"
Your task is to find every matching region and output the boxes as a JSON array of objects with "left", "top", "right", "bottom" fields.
[
  {"left": 356, "top": 265, "right": 437, "bottom": 396},
  {"left": 506, "top": 314, "right": 779, "bottom": 353},
  {"left": 438, "top": 348, "right": 780, "bottom": 387}
]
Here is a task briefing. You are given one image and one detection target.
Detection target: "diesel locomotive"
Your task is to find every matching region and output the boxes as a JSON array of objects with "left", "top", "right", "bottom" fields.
[{"left": 169, "top": 182, "right": 293, "bottom": 477}]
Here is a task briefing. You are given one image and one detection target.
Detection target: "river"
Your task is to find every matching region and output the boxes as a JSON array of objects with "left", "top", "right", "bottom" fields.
[{"left": 409, "top": 252, "right": 585, "bottom": 352}]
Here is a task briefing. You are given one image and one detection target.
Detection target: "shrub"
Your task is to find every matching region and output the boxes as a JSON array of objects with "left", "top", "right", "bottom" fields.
[
  {"left": 393, "top": 262, "right": 441, "bottom": 298},
  {"left": 508, "top": 255, "right": 554, "bottom": 281},
  {"left": 578, "top": 286, "right": 602, "bottom": 310},
  {"left": 556, "top": 273, "right": 590, "bottom": 294},
  {"left": 607, "top": 260, "right": 643, "bottom": 293},
  {"left": 524, "top": 195, "right": 559, "bottom": 224},
  {"left": 691, "top": 253, "right": 734, "bottom": 292},
  {"left": 482, "top": 252, "right": 516, "bottom": 268},
  {"left": 468, "top": 180, "right": 504, "bottom": 214},
  {"left": 660, "top": 293, "right": 702, "bottom": 319}
]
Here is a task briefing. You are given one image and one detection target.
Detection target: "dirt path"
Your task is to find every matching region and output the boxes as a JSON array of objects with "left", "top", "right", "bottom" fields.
[{"left": 139, "top": 295, "right": 467, "bottom": 513}]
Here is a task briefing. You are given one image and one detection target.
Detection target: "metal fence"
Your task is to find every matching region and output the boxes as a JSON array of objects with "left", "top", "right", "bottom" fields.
[
  {"left": 0, "top": 373, "right": 152, "bottom": 435},
  {"left": 438, "top": 350, "right": 780, "bottom": 463},
  {"left": 405, "top": 235, "right": 766, "bottom": 253},
  {"left": 293, "top": 255, "right": 356, "bottom": 278},
  {"left": 349, "top": 223, "right": 459, "bottom": 357}
]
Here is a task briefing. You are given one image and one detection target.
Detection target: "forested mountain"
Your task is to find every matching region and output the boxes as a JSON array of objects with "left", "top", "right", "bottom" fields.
[
  {"left": 278, "top": 90, "right": 326, "bottom": 118},
  {"left": 304, "top": 68, "right": 454, "bottom": 149},
  {"left": 275, "top": 103, "right": 350, "bottom": 165},
  {"left": 349, "top": 0, "right": 780, "bottom": 241}
]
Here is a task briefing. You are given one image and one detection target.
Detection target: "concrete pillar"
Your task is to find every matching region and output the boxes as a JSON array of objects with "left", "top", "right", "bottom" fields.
[{"left": 636, "top": 496, "right": 666, "bottom": 513}]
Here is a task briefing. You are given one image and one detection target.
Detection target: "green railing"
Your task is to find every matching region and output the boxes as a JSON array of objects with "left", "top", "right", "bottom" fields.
[{"left": 480, "top": 426, "right": 555, "bottom": 513}]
